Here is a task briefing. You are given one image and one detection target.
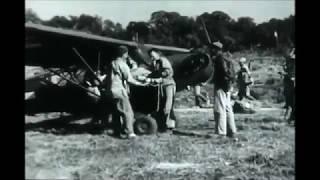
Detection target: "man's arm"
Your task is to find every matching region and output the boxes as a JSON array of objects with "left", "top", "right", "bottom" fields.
[
  {"left": 121, "top": 62, "right": 147, "bottom": 86},
  {"left": 160, "top": 57, "right": 174, "bottom": 78},
  {"left": 243, "top": 64, "right": 251, "bottom": 75},
  {"left": 244, "top": 73, "right": 253, "bottom": 85},
  {"left": 127, "top": 56, "right": 138, "bottom": 69},
  {"left": 127, "top": 72, "right": 148, "bottom": 86}
]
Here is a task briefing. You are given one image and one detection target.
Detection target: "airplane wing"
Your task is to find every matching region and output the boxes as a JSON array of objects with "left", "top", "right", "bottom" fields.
[
  {"left": 25, "top": 66, "right": 51, "bottom": 92},
  {"left": 25, "top": 22, "right": 190, "bottom": 68},
  {"left": 143, "top": 44, "right": 190, "bottom": 53}
]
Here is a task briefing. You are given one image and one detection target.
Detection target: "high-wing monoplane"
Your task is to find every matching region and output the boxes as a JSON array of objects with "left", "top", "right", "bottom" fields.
[{"left": 25, "top": 22, "right": 214, "bottom": 134}]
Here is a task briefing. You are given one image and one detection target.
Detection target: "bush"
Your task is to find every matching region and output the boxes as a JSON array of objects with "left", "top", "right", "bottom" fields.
[
  {"left": 250, "top": 88, "right": 265, "bottom": 100},
  {"left": 265, "top": 78, "right": 275, "bottom": 85},
  {"left": 251, "top": 63, "right": 263, "bottom": 71}
]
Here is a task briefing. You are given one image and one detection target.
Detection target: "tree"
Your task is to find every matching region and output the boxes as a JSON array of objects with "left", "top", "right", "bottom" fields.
[
  {"left": 25, "top": 8, "right": 295, "bottom": 52},
  {"left": 197, "top": 11, "right": 234, "bottom": 45},
  {"left": 236, "top": 17, "right": 256, "bottom": 31},
  {"left": 101, "top": 19, "right": 116, "bottom": 37},
  {"left": 126, "top": 21, "right": 151, "bottom": 43},
  {"left": 69, "top": 15, "right": 79, "bottom": 29},
  {"left": 73, "top": 14, "right": 103, "bottom": 35},
  {"left": 148, "top": 11, "right": 182, "bottom": 45},
  {"left": 233, "top": 17, "right": 257, "bottom": 48},
  {"left": 25, "top": 8, "right": 42, "bottom": 24},
  {"left": 43, "top": 16, "right": 73, "bottom": 28}
]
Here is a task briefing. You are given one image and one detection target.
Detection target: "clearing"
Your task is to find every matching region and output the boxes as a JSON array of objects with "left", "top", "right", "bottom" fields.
[{"left": 25, "top": 107, "right": 294, "bottom": 180}]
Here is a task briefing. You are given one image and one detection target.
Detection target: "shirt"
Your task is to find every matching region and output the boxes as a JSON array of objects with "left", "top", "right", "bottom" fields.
[
  {"left": 212, "top": 53, "right": 235, "bottom": 91},
  {"left": 237, "top": 68, "right": 252, "bottom": 88},
  {"left": 105, "top": 57, "right": 131, "bottom": 98},
  {"left": 150, "top": 56, "right": 175, "bottom": 86}
]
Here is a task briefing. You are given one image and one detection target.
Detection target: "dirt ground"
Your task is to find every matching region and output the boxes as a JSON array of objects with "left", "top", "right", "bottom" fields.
[{"left": 25, "top": 107, "right": 294, "bottom": 180}]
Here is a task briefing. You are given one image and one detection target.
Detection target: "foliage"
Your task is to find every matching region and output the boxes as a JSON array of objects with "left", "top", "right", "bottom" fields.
[{"left": 25, "top": 9, "right": 295, "bottom": 51}]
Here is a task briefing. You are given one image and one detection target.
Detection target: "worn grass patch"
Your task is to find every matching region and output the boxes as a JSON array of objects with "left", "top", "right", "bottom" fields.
[{"left": 26, "top": 108, "right": 294, "bottom": 180}]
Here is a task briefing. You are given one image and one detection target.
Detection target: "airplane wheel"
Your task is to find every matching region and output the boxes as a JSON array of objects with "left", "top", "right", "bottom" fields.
[{"left": 134, "top": 113, "right": 158, "bottom": 135}]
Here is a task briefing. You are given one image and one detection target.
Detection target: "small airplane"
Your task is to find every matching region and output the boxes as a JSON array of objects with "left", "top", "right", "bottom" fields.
[{"left": 25, "top": 22, "right": 214, "bottom": 135}]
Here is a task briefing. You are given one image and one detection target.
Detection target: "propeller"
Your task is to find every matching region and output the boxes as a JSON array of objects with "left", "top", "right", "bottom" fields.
[{"left": 199, "top": 17, "right": 212, "bottom": 45}]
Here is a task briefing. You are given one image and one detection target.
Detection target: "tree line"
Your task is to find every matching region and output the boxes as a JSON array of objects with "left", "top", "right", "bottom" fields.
[{"left": 26, "top": 8, "right": 294, "bottom": 52}]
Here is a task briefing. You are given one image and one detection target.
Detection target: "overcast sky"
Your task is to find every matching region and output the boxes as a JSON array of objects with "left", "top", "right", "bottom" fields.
[{"left": 26, "top": 0, "right": 295, "bottom": 26}]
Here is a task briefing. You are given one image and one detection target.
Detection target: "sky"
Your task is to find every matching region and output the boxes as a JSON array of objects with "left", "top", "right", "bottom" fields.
[{"left": 26, "top": 0, "right": 295, "bottom": 26}]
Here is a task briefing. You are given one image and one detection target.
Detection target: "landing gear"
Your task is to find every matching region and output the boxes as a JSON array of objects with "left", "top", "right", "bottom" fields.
[{"left": 134, "top": 112, "right": 158, "bottom": 135}]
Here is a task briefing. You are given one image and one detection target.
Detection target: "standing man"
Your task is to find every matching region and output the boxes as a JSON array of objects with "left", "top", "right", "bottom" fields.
[
  {"left": 283, "top": 47, "right": 295, "bottom": 124},
  {"left": 193, "top": 83, "right": 211, "bottom": 108},
  {"left": 147, "top": 49, "right": 176, "bottom": 132},
  {"left": 237, "top": 57, "right": 255, "bottom": 101},
  {"left": 102, "top": 45, "right": 148, "bottom": 138},
  {"left": 211, "top": 41, "right": 238, "bottom": 140},
  {"left": 194, "top": 84, "right": 207, "bottom": 108}
]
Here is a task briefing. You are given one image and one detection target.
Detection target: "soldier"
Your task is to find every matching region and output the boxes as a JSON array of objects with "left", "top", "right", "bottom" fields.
[
  {"left": 147, "top": 48, "right": 176, "bottom": 132},
  {"left": 192, "top": 83, "right": 212, "bottom": 108},
  {"left": 283, "top": 47, "right": 295, "bottom": 124},
  {"left": 210, "top": 41, "right": 238, "bottom": 141},
  {"left": 237, "top": 57, "right": 255, "bottom": 101},
  {"left": 194, "top": 84, "right": 207, "bottom": 107},
  {"left": 126, "top": 55, "right": 138, "bottom": 70},
  {"left": 102, "top": 45, "right": 148, "bottom": 138}
]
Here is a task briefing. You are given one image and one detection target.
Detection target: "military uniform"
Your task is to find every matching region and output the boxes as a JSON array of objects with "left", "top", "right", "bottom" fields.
[
  {"left": 104, "top": 57, "right": 135, "bottom": 136},
  {"left": 237, "top": 64, "right": 255, "bottom": 101},
  {"left": 150, "top": 56, "right": 176, "bottom": 131},
  {"left": 212, "top": 51, "right": 237, "bottom": 137},
  {"left": 283, "top": 49, "right": 295, "bottom": 123},
  {"left": 194, "top": 84, "right": 209, "bottom": 107}
]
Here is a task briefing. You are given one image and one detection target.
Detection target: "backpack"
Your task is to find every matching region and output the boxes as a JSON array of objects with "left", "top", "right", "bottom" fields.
[
  {"left": 213, "top": 55, "right": 236, "bottom": 91},
  {"left": 222, "top": 56, "right": 236, "bottom": 82}
]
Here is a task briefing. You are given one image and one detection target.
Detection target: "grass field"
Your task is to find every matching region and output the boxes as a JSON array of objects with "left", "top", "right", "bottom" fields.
[
  {"left": 25, "top": 52, "right": 294, "bottom": 180},
  {"left": 25, "top": 108, "right": 294, "bottom": 180}
]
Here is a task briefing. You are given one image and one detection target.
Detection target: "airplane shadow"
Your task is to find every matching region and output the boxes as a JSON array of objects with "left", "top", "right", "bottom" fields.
[{"left": 25, "top": 114, "right": 112, "bottom": 135}]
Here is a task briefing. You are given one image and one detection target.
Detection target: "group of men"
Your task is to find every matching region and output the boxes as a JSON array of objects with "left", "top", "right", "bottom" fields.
[
  {"left": 97, "top": 41, "right": 243, "bottom": 140},
  {"left": 92, "top": 40, "right": 295, "bottom": 140},
  {"left": 93, "top": 46, "right": 176, "bottom": 139},
  {"left": 191, "top": 57, "right": 255, "bottom": 108}
]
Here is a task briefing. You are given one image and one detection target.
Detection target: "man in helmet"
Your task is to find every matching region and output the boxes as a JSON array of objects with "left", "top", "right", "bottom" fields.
[{"left": 237, "top": 57, "right": 255, "bottom": 101}]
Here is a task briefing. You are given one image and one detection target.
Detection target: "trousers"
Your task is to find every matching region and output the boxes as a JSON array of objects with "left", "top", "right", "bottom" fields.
[
  {"left": 112, "top": 94, "right": 135, "bottom": 135},
  {"left": 214, "top": 87, "right": 237, "bottom": 136},
  {"left": 195, "top": 85, "right": 207, "bottom": 106},
  {"left": 159, "top": 84, "right": 176, "bottom": 130},
  {"left": 238, "top": 85, "right": 255, "bottom": 101}
]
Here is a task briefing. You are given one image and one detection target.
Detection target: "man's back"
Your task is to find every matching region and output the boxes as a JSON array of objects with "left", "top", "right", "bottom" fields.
[
  {"left": 213, "top": 54, "right": 236, "bottom": 91},
  {"left": 105, "top": 58, "right": 131, "bottom": 98}
]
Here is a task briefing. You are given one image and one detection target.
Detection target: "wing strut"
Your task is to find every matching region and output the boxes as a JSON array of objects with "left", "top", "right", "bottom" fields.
[
  {"left": 97, "top": 51, "right": 101, "bottom": 72},
  {"left": 72, "top": 47, "right": 102, "bottom": 85},
  {"left": 47, "top": 68, "right": 101, "bottom": 98}
]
